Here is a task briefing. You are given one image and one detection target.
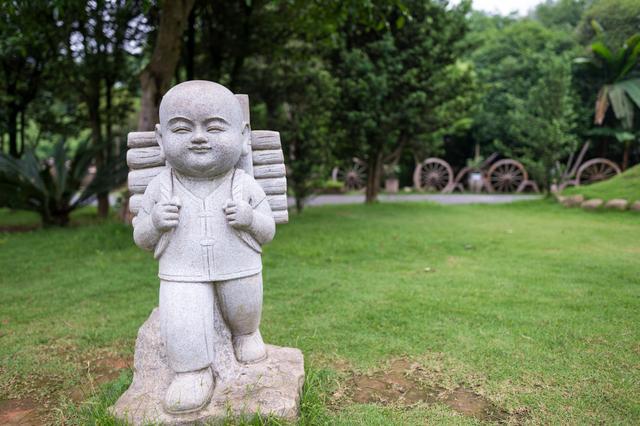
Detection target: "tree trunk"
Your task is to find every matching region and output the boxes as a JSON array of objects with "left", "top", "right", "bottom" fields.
[
  {"left": 8, "top": 108, "right": 19, "bottom": 158},
  {"left": 365, "top": 152, "right": 383, "bottom": 203},
  {"left": 105, "top": 80, "right": 113, "bottom": 154},
  {"left": 294, "top": 191, "right": 305, "bottom": 213},
  {"left": 544, "top": 159, "right": 552, "bottom": 197},
  {"left": 19, "top": 110, "right": 25, "bottom": 156},
  {"left": 87, "top": 84, "right": 110, "bottom": 218},
  {"left": 137, "top": 0, "right": 196, "bottom": 131},
  {"left": 185, "top": 8, "right": 195, "bottom": 80},
  {"left": 42, "top": 210, "right": 71, "bottom": 227},
  {"left": 622, "top": 140, "right": 630, "bottom": 171},
  {"left": 229, "top": 2, "right": 253, "bottom": 90}
]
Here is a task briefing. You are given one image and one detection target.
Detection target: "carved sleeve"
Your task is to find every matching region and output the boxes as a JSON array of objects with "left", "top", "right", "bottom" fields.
[
  {"left": 246, "top": 176, "right": 276, "bottom": 246},
  {"left": 132, "top": 178, "right": 163, "bottom": 251}
]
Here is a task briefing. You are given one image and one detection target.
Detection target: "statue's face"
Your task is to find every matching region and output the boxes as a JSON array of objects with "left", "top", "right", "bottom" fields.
[{"left": 157, "top": 82, "right": 248, "bottom": 178}]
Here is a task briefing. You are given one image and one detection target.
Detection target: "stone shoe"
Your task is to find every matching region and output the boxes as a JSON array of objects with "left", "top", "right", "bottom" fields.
[
  {"left": 233, "top": 330, "right": 267, "bottom": 364},
  {"left": 163, "top": 367, "right": 214, "bottom": 414}
]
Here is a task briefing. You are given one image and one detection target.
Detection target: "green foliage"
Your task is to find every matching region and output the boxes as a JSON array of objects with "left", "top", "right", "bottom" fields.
[
  {"left": 247, "top": 42, "right": 340, "bottom": 212},
  {"left": 189, "top": 0, "right": 408, "bottom": 87},
  {"left": 501, "top": 58, "right": 578, "bottom": 191},
  {"left": 0, "top": 1, "right": 65, "bottom": 157},
  {"left": 0, "top": 139, "right": 126, "bottom": 226},
  {"left": 187, "top": 0, "right": 411, "bottom": 208},
  {"left": 577, "top": 0, "right": 640, "bottom": 47},
  {"left": 410, "top": 61, "right": 479, "bottom": 159},
  {"left": 469, "top": 17, "right": 580, "bottom": 153},
  {"left": 575, "top": 33, "right": 640, "bottom": 129},
  {"left": 334, "top": 0, "right": 474, "bottom": 201},
  {"left": 533, "top": 0, "right": 587, "bottom": 30}
]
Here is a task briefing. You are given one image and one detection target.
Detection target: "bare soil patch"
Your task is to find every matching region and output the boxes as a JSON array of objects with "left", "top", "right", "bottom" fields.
[
  {"left": 0, "top": 398, "right": 40, "bottom": 426},
  {"left": 70, "top": 354, "right": 132, "bottom": 402},
  {"left": 345, "top": 358, "right": 509, "bottom": 422},
  {"left": 0, "top": 225, "right": 40, "bottom": 233}
]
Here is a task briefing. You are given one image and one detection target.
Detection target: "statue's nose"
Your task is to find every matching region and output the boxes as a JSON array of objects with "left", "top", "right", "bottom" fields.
[{"left": 191, "top": 133, "right": 207, "bottom": 144}]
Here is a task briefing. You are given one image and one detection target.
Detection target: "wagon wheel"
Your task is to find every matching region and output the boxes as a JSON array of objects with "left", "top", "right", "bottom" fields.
[
  {"left": 576, "top": 158, "right": 620, "bottom": 186},
  {"left": 453, "top": 166, "right": 472, "bottom": 192},
  {"left": 487, "top": 159, "right": 528, "bottom": 193},
  {"left": 558, "top": 179, "right": 578, "bottom": 192},
  {"left": 336, "top": 158, "right": 367, "bottom": 191},
  {"left": 413, "top": 158, "right": 454, "bottom": 192}
]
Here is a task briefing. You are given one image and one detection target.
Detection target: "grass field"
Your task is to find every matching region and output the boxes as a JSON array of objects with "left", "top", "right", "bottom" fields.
[
  {"left": 563, "top": 164, "right": 640, "bottom": 202},
  {"left": 1, "top": 201, "right": 639, "bottom": 424}
]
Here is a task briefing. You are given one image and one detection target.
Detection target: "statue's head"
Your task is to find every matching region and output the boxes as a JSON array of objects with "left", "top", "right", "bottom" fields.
[{"left": 157, "top": 81, "right": 250, "bottom": 178}]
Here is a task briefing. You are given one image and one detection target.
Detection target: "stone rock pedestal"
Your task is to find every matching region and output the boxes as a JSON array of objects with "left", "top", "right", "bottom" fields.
[{"left": 110, "top": 309, "right": 304, "bottom": 425}]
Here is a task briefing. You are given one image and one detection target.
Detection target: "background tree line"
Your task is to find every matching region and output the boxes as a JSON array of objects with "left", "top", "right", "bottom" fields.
[{"left": 1, "top": 0, "right": 639, "bottom": 225}]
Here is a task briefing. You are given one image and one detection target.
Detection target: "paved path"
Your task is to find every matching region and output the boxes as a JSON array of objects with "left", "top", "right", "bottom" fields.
[{"left": 290, "top": 193, "right": 542, "bottom": 207}]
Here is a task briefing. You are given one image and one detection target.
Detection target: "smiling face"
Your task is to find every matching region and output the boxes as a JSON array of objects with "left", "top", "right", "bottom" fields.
[{"left": 157, "top": 81, "right": 249, "bottom": 178}]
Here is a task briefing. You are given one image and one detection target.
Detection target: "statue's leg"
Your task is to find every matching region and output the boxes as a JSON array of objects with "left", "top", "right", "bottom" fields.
[
  {"left": 215, "top": 273, "right": 266, "bottom": 364},
  {"left": 159, "top": 280, "right": 215, "bottom": 413}
]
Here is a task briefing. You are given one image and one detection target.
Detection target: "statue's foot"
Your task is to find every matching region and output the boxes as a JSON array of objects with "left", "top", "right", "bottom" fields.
[
  {"left": 163, "top": 367, "right": 214, "bottom": 414},
  {"left": 233, "top": 330, "right": 267, "bottom": 364}
]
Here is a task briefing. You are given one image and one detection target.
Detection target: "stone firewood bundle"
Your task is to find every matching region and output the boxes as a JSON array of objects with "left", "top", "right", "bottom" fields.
[{"left": 126, "top": 94, "right": 288, "bottom": 224}]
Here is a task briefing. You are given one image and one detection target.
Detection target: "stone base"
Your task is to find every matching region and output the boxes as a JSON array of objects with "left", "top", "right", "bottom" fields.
[{"left": 110, "top": 309, "right": 304, "bottom": 425}]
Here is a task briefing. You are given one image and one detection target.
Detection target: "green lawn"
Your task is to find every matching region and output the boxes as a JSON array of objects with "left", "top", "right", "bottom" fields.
[
  {"left": 563, "top": 164, "right": 640, "bottom": 202},
  {"left": 1, "top": 201, "right": 639, "bottom": 424}
]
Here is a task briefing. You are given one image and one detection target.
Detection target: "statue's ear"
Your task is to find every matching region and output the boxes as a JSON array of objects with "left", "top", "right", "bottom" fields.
[
  {"left": 241, "top": 122, "right": 251, "bottom": 156},
  {"left": 155, "top": 124, "right": 163, "bottom": 152}
]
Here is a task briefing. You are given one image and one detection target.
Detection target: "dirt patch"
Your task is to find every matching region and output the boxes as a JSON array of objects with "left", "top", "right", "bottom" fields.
[
  {"left": 0, "top": 224, "right": 40, "bottom": 233},
  {"left": 0, "top": 398, "right": 40, "bottom": 426},
  {"left": 345, "top": 358, "right": 509, "bottom": 422},
  {"left": 444, "top": 387, "right": 507, "bottom": 421},
  {"left": 70, "top": 355, "right": 132, "bottom": 402},
  {"left": 350, "top": 359, "right": 439, "bottom": 405}
]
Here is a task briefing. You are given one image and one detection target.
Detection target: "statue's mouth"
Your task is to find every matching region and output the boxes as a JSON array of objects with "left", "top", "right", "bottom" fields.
[{"left": 188, "top": 146, "right": 212, "bottom": 153}]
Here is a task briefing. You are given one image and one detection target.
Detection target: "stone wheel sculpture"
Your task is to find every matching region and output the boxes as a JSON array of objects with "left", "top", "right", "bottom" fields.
[
  {"left": 575, "top": 158, "right": 621, "bottom": 185},
  {"left": 487, "top": 159, "right": 528, "bottom": 193},
  {"left": 413, "top": 158, "right": 454, "bottom": 192},
  {"left": 332, "top": 158, "right": 367, "bottom": 191}
]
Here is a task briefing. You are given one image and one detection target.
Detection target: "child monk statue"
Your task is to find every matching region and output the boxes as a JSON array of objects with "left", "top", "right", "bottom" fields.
[{"left": 132, "top": 81, "right": 275, "bottom": 414}]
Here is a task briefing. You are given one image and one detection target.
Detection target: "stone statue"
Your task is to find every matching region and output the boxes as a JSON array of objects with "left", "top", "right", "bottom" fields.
[{"left": 111, "top": 81, "right": 302, "bottom": 424}]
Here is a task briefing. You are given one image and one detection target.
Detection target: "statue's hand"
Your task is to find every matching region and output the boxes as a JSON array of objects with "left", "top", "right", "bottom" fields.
[
  {"left": 224, "top": 199, "right": 253, "bottom": 230},
  {"left": 151, "top": 196, "right": 181, "bottom": 232}
]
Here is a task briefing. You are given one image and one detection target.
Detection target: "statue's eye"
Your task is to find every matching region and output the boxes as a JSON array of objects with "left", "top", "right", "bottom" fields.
[
  {"left": 207, "top": 126, "right": 223, "bottom": 133},
  {"left": 172, "top": 127, "right": 191, "bottom": 134}
]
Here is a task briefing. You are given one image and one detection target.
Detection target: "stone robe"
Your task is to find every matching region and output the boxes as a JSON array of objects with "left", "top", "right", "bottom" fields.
[{"left": 133, "top": 168, "right": 274, "bottom": 282}]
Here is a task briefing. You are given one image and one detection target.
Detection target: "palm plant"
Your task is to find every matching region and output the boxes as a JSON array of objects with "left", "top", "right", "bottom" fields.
[
  {"left": 0, "top": 139, "right": 127, "bottom": 226},
  {"left": 575, "top": 22, "right": 640, "bottom": 169}
]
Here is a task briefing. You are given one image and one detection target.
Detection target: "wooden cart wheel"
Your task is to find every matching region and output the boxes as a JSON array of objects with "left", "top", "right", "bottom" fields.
[
  {"left": 452, "top": 166, "right": 472, "bottom": 192},
  {"left": 413, "top": 158, "right": 454, "bottom": 192},
  {"left": 558, "top": 179, "right": 578, "bottom": 192},
  {"left": 336, "top": 158, "right": 367, "bottom": 191},
  {"left": 576, "top": 158, "right": 620, "bottom": 185},
  {"left": 487, "top": 159, "right": 528, "bottom": 193}
]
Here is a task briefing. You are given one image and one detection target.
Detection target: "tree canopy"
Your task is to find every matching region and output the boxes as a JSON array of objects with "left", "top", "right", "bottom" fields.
[{"left": 2, "top": 0, "right": 640, "bottom": 223}]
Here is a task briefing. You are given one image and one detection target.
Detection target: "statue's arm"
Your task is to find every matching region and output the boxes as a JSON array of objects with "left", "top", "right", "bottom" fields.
[
  {"left": 133, "top": 212, "right": 162, "bottom": 251},
  {"left": 132, "top": 181, "right": 163, "bottom": 251},
  {"left": 248, "top": 198, "right": 276, "bottom": 246},
  {"left": 245, "top": 177, "right": 275, "bottom": 246}
]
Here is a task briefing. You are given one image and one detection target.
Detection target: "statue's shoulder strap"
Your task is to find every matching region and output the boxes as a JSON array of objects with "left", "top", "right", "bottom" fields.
[{"left": 230, "top": 168, "right": 245, "bottom": 202}]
